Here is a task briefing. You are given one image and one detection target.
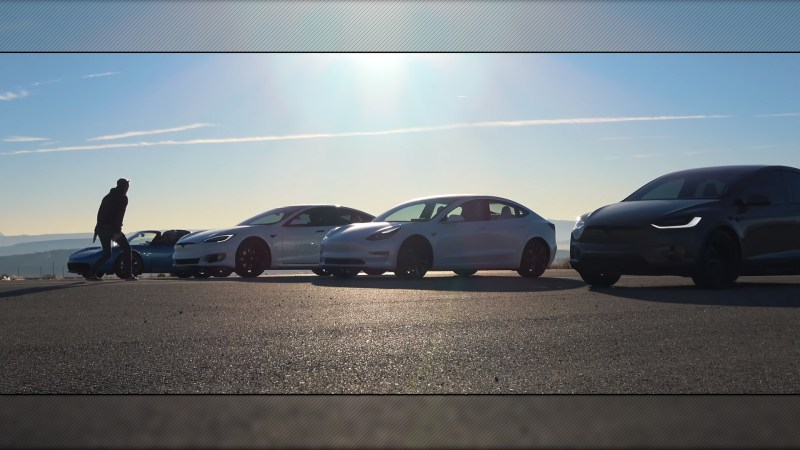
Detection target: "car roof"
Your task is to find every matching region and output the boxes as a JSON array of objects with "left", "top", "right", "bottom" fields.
[
  {"left": 397, "top": 194, "right": 515, "bottom": 203},
  {"left": 661, "top": 165, "right": 799, "bottom": 178}
]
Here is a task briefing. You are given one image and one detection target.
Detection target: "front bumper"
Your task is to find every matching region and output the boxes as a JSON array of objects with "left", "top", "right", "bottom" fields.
[
  {"left": 320, "top": 240, "right": 395, "bottom": 271},
  {"left": 569, "top": 229, "right": 705, "bottom": 276},
  {"left": 172, "top": 243, "right": 232, "bottom": 270}
]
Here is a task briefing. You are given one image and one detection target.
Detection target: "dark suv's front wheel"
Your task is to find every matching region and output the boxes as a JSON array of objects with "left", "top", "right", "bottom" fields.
[{"left": 691, "top": 229, "right": 740, "bottom": 289}]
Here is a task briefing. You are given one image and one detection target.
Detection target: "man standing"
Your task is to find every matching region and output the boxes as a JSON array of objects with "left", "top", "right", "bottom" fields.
[{"left": 88, "top": 178, "right": 137, "bottom": 280}]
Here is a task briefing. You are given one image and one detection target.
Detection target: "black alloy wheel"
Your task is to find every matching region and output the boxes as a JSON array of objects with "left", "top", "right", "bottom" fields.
[
  {"left": 692, "top": 229, "right": 740, "bottom": 289},
  {"left": 235, "top": 240, "right": 268, "bottom": 278},
  {"left": 517, "top": 239, "right": 549, "bottom": 278},
  {"left": 395, "top": 240, "right": 431, "bottom": 280}
]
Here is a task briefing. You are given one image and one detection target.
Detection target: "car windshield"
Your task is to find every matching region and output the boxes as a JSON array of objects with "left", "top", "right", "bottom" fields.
[
  {"left": 624, "top": 170, "right": 745, "bottom": 201},
  {"left": 238, "top": 207, "right": 301, "bottom": 226},
  {"left": 376, "top": 197, "right": 458, "bottom": 222}
]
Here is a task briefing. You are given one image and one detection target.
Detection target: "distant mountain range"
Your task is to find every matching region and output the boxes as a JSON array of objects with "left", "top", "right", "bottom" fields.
[
  {"left": 0, "top": 232, "right": 93, "bottom": 248},
  {"left": 0, "top": 219, "right": 576, "bottom": 277}
]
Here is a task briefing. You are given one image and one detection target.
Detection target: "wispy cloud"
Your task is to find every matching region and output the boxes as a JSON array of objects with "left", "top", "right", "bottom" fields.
[
  {"left": 0, "top": 89, "right": 28, "bottom": 101},
  {"left": 82, "top": 72, "right": 120, "bottom": 79},
  {"left": 632, "top": 154, "right": 661, "bottom": 159},
  {"left": 87, "top": 123, "right": 216, "bottom": 142},
  {"left": 1, "top": 114, "right": 729, "bottom": 156},
  {"left": 754, "top": 113, "right": 799, "bottom": 117},
  {"left": 4, "top": 136, "right": 49, "bottom": 142},
  {"left": 31, "top": 79, "right": 61, "bottom": 87}
]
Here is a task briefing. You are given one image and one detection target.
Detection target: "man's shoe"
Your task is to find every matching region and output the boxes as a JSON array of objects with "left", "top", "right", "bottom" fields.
[
  {"left": 123, "top": 275, "right": 139, "bottom": 281},
  {"left": 84, "top": 273, "right": 102, "bottom": 281}
]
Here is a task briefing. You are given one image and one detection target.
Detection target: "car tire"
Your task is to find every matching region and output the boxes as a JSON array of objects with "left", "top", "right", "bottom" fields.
[
  {"left": 235, "top": 239, "right": 269, "bottom": 278},
  {"left": 517, "top": 239, "right": 549, "bottom": 278},
  {"left": 395, "top": 239, "right": 431, "bottom": 280},
  {"left": 114, "top": 253, "right": 142, "bottom": 279},
  {"left": 194, "top": 269, "right": 212, "bottom": 279},
  {"left": 213, "top": 268, "right": 232, "bottom": 278},
  {"left": 453, "top": 270, "right": 477, "bottom": 277},
  {"left": 691, "top": 229, "right": 740, "bottom": 289},
  {"left": 330, "top": 268, "right": 359, "bottom": 279},
  {"left": 364, "top": 269, "right": 386, "bottom": 276},
  {"left": 312, "top": 268, "right": 330, "bottom": 277},
  {"left": 578, "top": 270, "right": 621, "bottom": 287}
]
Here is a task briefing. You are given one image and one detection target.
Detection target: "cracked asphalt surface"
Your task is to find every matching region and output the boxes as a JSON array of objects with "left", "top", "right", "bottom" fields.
[{"left": 2, "top": 269, "right": 800, "bottom": 447}]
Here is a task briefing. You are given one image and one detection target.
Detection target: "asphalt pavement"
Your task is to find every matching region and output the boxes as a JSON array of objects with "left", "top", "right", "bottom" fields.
[{"left": 2, "top": 269, "right": 800, "bottom": 447}]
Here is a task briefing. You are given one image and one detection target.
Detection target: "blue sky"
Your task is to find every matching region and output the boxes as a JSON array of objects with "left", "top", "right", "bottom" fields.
[{"left": 1, "top": 54, "right": 798, "bottom": 235}]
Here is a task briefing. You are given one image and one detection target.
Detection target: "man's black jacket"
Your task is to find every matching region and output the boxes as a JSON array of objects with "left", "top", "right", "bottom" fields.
[{"left": 95, "top": 186, "right": 128, "bottom": 234}]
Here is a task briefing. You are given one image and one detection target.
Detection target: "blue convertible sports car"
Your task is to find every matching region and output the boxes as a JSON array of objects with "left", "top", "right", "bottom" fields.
[{"left": 67, "top": 229, "right": 192, "bottom": 279}]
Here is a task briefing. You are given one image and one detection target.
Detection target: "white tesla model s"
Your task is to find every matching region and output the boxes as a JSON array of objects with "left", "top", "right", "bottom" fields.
[
  {"left": 320, "top": 195, "right": 557, "bottom": 279},
  {"left": 172, "top": 205, "right": 374, "bottom": 278}
]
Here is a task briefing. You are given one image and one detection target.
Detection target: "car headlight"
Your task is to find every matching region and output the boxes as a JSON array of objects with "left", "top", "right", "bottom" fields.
[
  {"left": 651, "top": 216, "right": 702, "bottom": 229},
  {"left": 366, "top": 226, "right": 401, "bottom": 241},
  {"left": 572, "top": 212, "right": 591, "bottom": 239},
  {"left": 204, "top": 234, "right": 235, "bottom": 243}
]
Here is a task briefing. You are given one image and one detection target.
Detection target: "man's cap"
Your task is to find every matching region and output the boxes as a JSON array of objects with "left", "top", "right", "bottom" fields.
[{"left": 117, "top": 178, "right": 130, "bottom": 188}]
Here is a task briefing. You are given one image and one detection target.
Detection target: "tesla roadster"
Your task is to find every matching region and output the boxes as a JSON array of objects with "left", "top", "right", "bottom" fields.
[{"left": 67, "top": 229, "right": 192, "bottom": 279}]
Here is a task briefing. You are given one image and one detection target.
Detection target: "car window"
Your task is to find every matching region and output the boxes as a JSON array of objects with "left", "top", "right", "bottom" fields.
[
  {"left": 380, "top": 199, "right": 454, "bottom": 222},
  {"left": 489, "top": 201, "right": 527, "bottom": 219},
  {"left": 740, "top": 171, "right": 789, "bottom": 204},
  {"left": 238, "top": 207, "right": 298, "bottom": 226},
  {"left": 128, "top": 231, "right": 159, "bottom": 246},
  {"left": 453, "top": 199, "right": 490, "bottom": 222},
  {"left": 626, "top": 172, "right": 736, "bottom": 201},
  {"left": 782, "top": 171, "right": 800, "bottom": 203}
]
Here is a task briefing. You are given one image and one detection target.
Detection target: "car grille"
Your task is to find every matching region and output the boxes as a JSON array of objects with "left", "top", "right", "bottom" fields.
[
  {"left": 174, "top": 258, "right": 200, "bottom": 265},
  {"left": 581, "top": 226, "right": 648, "bottom": 244}
]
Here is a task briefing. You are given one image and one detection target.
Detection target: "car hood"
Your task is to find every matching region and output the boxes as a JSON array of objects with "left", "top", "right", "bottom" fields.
[
  {"left": 69, "top": 246, "right": 103, "bottom": 258},
  {"left": 325, "top": 222, "right": 403, "bottom": 241},
  {"left": 585, "top": 199, "right": 720, "bottom": 227},
  {"left": 177, "top": 226, "right": 251, "bottom": 244}
]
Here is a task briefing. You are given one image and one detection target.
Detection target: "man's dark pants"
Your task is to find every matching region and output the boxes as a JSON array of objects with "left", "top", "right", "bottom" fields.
[{"left": 91, "top": 228, "right": 131, "bottom": 277}]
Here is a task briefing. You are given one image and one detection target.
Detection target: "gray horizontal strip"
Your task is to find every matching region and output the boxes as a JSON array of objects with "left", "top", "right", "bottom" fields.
[{"left": 0, "top": 0, "right": 799, "bottom": 52}]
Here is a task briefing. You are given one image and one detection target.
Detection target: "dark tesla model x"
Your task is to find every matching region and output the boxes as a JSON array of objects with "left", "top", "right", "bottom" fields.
[{"left": 570, "top": 165, "right": 800, "bottom": 288}]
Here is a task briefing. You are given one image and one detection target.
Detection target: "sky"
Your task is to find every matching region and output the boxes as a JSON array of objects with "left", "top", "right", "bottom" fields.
[{"left": 1, "top": 53, "right": 798, "bottom": 236}]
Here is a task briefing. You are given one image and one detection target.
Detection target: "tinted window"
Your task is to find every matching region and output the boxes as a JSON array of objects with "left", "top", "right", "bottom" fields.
[
  {"left": 782, "top": 171, "right": 800, "bottom": 203},
  {"left": 286, "top": 207, "right": 357, "bottom": 227},
  {"left": 740, "top": 171, "right": 789, "bottom": 205},
  {"left": 488, "top": 201, "right": 527, "bottom": 219},
  {"left": 448, "top": 199, "right": 490, "bottom": 222},
  {"left": 239, "top": 207, "right": 299, "bottom": 226},
  {"left": 378, "top": 198, "right": 456, "bottom": 222},
  {"left": 626, "top": 170, "right": 741, "bottom": 201}
]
